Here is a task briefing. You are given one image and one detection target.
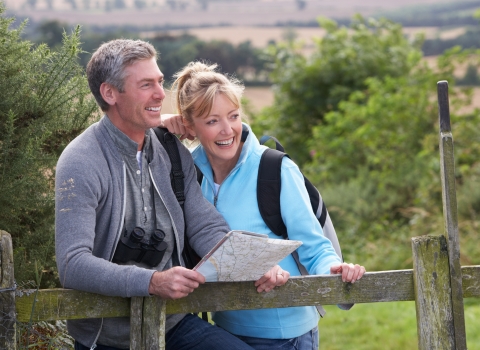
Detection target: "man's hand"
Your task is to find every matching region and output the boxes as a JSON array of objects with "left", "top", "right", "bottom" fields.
[
  {"left": 254, "top": 265, "right": 290, "bottom": 293},
  {"left": 330, "top": 263, "right": 366, "bottom": 283},
  {"left": 160, "top": 113, "right": 195, "bottom": 141},
  {"left": 148, "top": 266, "right": 205, "bottom": 299}
]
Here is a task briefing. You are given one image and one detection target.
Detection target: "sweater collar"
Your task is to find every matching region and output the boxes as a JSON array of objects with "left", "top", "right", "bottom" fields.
[{"left": 102, "top": 115, "right": 151, "bottom": 157}]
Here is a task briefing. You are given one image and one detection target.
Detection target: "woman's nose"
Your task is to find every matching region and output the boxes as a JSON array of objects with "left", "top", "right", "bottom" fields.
[{"left": 220, "top": 120, "right": 233, "bottom": 135}]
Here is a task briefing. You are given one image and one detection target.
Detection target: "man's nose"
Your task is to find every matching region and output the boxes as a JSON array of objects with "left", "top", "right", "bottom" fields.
[{"left": 154, "top": 83, "right": 166, "bottom": 100}]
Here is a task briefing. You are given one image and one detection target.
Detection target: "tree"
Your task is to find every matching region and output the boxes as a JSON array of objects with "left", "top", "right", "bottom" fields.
[
  {"left": 0, "top": 5, "right": 99, "bottom": 287},
  {"left": 254, "top": 16, "right": 425, "bottom": 166},
  {"left": 134, "top": 0, "right": 147, "bottom": 9},
  {"left": 26, "top": 0, "right": 37, "bottom": 9},
  {"left": 301, "top": 47, "right": 480, "bottom": 266},
  {"left": 64, "top": 0, "right": 77, "bottom": 9},
  {"left": 253, "top": 14, "right": 480, "bottom": 270},
  {"left": 36, "top": 20, "right": 69, "bottom": 49},
  {"left": 149, "top": 34, "right": 268, "bottom": 84},
  {"left": 457, "top": 63, "right": 480, "bottom": 86}
]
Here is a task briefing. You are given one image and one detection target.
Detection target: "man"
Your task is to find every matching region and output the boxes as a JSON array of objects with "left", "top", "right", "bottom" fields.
[{"left": 55, "top": 39, "right": 286, "bottom": 350}]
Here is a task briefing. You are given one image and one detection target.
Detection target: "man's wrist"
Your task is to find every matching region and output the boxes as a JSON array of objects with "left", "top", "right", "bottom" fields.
[{"left": 148, "top": 271, "right": 159, "bottom": 295}]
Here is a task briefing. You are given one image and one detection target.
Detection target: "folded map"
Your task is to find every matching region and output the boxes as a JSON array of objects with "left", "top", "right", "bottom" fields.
[{"left": 193, "top": 230, "right": 302, "bottom": 282}]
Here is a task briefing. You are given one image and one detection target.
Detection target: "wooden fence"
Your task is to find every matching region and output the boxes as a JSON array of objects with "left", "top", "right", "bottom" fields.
[{"left": 0, "top": 81, "right": 476, "bottom": 349}]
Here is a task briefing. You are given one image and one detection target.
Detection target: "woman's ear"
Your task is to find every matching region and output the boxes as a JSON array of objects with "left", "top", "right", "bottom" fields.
[
  {"left": 183, "top": 118, "right": 197, "bottom": 137},
  {"left": 100, "top": 82, "right": 117, "bottom": 107}
]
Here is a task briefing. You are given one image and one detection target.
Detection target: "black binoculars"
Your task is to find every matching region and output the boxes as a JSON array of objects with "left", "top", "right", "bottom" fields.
[{"left": 112, "top": 227, "right": 168, "bottom": 267}]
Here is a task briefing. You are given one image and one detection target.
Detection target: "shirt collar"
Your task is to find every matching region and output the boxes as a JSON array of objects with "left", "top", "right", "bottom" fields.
[{"left": 103, "top": 115, "right": 151, "bottom": 156}]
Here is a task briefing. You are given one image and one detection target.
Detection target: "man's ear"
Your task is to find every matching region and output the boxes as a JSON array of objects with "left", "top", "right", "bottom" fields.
[{"left": 100, "top": 82, "right": 117, "bottom": 107}]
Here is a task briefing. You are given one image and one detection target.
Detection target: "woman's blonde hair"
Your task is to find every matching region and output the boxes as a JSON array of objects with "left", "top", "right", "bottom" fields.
[{"left": 171, "top": 62, "right": 245, "bottom": 126}]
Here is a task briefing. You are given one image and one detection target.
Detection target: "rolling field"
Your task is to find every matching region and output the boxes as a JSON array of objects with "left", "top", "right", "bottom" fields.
[
  {"left": 163, "top": 85, "right": 480, "bottom": 118},
  {"left": 10, "top": 0, "right": 456, "bottom": 27},
  {"left": 162, "top": 86, "right": 274, "bottom": 117},
  {"left": 152, "top": 25, "right": 466, "bottom": 49}
]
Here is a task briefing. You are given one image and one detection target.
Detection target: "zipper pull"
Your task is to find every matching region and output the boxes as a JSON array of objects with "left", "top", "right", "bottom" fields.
[{"left": 214, "top": 195, "right": 218, "bottom": 207}]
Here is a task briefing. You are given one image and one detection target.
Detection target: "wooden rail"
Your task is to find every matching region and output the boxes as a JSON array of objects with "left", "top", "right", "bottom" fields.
[
  {"left": 0, "top": 81, "right": 472, "bottom": 349},
  {"left": 2, "top": 231, "right": 477, "bottom": 349}
]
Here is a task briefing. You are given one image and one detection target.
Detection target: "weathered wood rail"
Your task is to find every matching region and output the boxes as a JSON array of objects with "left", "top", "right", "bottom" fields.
[{"left": 0, "top": 81, "right": 474, "bottom": 349}]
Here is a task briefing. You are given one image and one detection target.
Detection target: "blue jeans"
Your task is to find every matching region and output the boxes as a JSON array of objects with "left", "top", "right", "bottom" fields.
[
  {"left": 75, "top": 313, "right": 254, "bottom": 350},
  {"left": 233, "top": 326, "right": 319, "bottom": 350},
  {"left": 75, "top": 342, "right": 128, "bottom": 350}
]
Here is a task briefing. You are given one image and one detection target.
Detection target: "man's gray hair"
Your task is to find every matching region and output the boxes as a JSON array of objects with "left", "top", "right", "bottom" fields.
[{"left": 86, "top": 39, "right": 157, "bottom": 111}]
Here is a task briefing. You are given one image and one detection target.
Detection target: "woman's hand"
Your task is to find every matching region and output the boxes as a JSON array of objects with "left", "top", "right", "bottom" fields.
[
  {"left": 160, "top": 113, "right": 195, "bottom": 140},
  {"left": 254, "top": 265, "right": 290, "bottom": 293},
  {"left": 330, "top": 263, "right": 366, "bottom": 283}
]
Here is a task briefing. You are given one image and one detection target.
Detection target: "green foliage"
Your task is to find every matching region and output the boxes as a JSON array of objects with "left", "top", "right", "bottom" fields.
[
  {"left": 134, "top": 34, "right": 268, "bottom": 84},
  {"left": 17, "top": 320, "right": 73, "bottom": 349},
  {"left": 27, "top": 21, "right": 270, "bottom": 86},
  {"left": 423, "top": 27, "right": 480, "bottom": 56},
  {"left": 254, "top": 16, "right": 424, "bottom": 165},
  {"left": 303, "top": 46, "right": 480, "bottom": 266},
  {"left": 457, "top": 63, "right": 480, "bottom": 86},
  {"left": 252, "top": 15, "right": 480, "bottom": 272},
  {"left": 377, "top": 0, "right": 480, "bottom": 27},
  {"left": 0, "top": 5, "right": 99, "bottom": 287}
]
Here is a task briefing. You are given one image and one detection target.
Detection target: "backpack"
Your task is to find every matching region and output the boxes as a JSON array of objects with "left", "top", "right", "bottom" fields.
[
  {"left": 258, "top": 135, "right": 352, "bottom": 316},
  {"left": 153, "top": 127, "right": 201, "bottom": 270},
  {"left": 258, "top": 135, "right": 343, "bottom": 261},
  {"left": 155, "top": 126, "right": 351, "bottom": 316},
  {"left": 191, "top": 129, "right": 343, "bottom": 262}
]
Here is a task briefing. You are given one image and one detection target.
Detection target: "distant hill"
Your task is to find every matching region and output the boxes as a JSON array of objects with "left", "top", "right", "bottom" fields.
[{"left": 5, "top": 0, "right": 459, "bottom": 27}]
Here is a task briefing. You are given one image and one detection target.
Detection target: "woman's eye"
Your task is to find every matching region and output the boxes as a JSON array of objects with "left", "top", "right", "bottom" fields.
[
  {"left": 231, "top": 114, "right": 240, "bottom": 119},
  {"left": 206, "top": 119, "right": 217, "bottom": 125}
]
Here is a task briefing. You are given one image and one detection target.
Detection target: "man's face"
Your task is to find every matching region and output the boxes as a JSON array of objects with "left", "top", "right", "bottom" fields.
[{"left": 111, "top": 57, "right": 165, "bottom": 138}]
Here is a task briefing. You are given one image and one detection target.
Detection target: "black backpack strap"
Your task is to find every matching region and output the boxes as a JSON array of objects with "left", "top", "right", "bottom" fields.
[
  {"left": 304, "top": 177, "right": 327, "bottom": 227},
  {"left": 259, "top": 135, "right": 285, "bottom": 152},
  {"left": 195, "top": 164, "right": 204, "bottom": 185},
  {"left": 257, "top": 148, "right": 288, "bottom": 238},
  {"left": 259, "top": 135, "right": 329, "bottom": 316},
  {"left": 153, "top": 127, "right": 198, "bottom": 269},
  {"left": 154, "top": 127, "right": 185, "bottom": 207}
]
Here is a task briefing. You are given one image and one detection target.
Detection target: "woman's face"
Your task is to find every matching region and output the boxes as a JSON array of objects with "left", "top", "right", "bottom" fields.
[{"left": 186, "top": 93, "right": 243, "bottom": 166}]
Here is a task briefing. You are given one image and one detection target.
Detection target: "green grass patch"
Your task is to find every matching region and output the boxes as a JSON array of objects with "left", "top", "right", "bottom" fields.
[{"left": 318, "top": 300, "right": 480, "bottom": 349}]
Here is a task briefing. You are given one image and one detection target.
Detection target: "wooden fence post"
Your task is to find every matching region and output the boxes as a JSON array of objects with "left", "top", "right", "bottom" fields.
[
  {"left": 437, "top": 80, "right": 467, "bottom": 349},
  {"left": 412, "top": 235, "right": 455, "bottom": 349},
  {"left": 130, "top": 296, "right": 166, "bottom": 350},
  {"left": 0, "top": 231, "right": 16, "bottom": 350}
]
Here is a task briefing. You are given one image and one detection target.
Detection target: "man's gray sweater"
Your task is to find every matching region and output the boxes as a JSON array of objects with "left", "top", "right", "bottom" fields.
[{"left": 55, "top": 116, "right": 230, "bottom": 348}]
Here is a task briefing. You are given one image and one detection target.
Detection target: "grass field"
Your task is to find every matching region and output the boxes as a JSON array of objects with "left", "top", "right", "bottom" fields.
[{"left": 320, "top": 299, "right": 480, "bottom": 349}]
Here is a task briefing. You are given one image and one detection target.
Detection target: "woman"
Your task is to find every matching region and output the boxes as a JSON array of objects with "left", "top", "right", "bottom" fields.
[{"left": 162, "top": 62, "right": 366, "bottom": 350}]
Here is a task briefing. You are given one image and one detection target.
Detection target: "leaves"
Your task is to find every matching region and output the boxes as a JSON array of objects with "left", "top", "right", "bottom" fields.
[
  {"left": 254, "top": 16, "right": 425, "bottom": 166},
  {"left": 0, "top": 6, "right": 99, "bottom": 287},
  {"left": 253, "top": 14, "right": 480, "bottom": 270}
]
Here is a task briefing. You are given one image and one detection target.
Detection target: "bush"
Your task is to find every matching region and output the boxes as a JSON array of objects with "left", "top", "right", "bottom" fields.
[{"left": 0, "top": 4, "right": 99, "bottom": 288}]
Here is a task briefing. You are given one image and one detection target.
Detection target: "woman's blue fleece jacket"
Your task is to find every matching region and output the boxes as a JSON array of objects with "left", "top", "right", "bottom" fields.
[{"left": 191, "top": 123, "right": 342, "bottom": 339}]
